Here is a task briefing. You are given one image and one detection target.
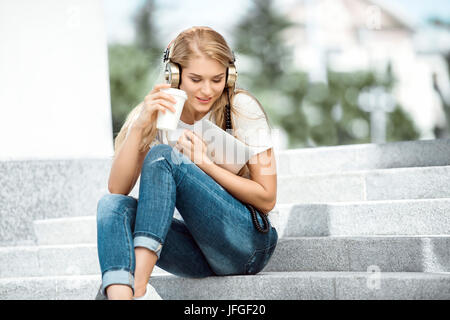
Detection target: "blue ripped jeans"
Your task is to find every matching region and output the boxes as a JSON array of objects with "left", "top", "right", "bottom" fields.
[{"left": 96, "top": 144, "right": 278, "bottom": 296}]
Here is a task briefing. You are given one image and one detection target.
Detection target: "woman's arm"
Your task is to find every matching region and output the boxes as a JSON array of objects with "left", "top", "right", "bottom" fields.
[
  {"left": 199, "top": 148, "right": 277, "bottom": 215},
  {"left": 108, "top": 126, "right": 149, "bottom": 195}
]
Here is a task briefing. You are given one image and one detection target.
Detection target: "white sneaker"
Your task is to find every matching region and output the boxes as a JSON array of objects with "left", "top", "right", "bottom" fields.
[{"left": 133, "top": 283, "right": 163, "bottom": 300}]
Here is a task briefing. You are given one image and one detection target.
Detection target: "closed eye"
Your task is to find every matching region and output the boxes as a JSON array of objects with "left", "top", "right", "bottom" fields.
[{"left": 191, "top": 78, "right": 223, "bottom": 83}]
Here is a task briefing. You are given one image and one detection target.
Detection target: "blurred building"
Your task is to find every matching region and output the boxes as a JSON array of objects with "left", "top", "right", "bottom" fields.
[{"left": 281, "top": 0, "right": 450, "bottom": 139}]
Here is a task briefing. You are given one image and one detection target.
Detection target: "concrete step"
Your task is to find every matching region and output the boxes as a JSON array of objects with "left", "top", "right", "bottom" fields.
[
  {"left": 1, "top": 272, "right": 449, "bottom": 300},
  {"left": 0, "top": 243, "right": 169, "bottom": 278},
  {"left": 276, "top": 138, "right": 450, "bottom": 176},
  {"left": 277, "top": 165, "right": 450, "bottom": 203},
  {"left": 0, "top": 158, "right": 112, "bottom": 246},
  {"left": 2, "top": 236, "right": 449, "bottom": 278},
  {"left": 265, "top": 236, "right": 450, "bottom": 273},
  {"left": 34, "top": 216, "right": 97, "bottom": 246},
  {"left": 3, "top": 138, "right": 449, "bottom": 245},
  {"left": 272, "top": 198, "right": 450, "bottom": 237},
  {"left": 33, "top": 198, "right": 450, "bottom": 246},
  {"left": 32, "top": 208, "right": 194, "bottom": 246}
]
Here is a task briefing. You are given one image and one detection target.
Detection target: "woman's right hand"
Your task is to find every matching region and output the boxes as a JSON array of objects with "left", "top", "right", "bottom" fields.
[{"left": 132, "top": 83, "right": 178, "bottom": 130}]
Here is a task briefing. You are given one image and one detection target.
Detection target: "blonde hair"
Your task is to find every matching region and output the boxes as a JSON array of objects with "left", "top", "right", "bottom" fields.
[{"left": 114, "top": 26, "right": 272, "bottom": 177}]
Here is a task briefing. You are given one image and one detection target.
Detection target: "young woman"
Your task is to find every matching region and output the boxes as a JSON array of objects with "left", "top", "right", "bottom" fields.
[{"left": 96, "top": 26, "right": 278, "bottom": 300}]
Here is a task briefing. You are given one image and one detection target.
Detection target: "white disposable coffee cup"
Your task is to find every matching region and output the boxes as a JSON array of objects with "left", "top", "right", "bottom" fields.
[{"left": 156, "top": 88, "right": 188, "bottom": 131}]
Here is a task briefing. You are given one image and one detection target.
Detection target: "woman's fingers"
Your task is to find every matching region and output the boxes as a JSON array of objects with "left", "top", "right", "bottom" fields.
[
  {"left": 186, "top": 131, "right": 206, "bottom": 148},
  {"left": 149, "top": 83, "right": 171, "bottom": 95},
  {"left": 152, "top": 98, "right": 176, "bottom": 113},
  {"left": 156, "top": 91, "right": 177, "bottom": 104},
  {"left": 134, "top": 83, "right": 175, "bottom": 129},
  {"left": 176, "top": 131, "right": 192, "bottom": 152}
]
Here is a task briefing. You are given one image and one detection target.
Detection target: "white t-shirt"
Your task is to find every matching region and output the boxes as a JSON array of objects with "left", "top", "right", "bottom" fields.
[
  {"left": 149, "top": 92, "right": 273, "bottom": 179},
  {"left": 147, "top": 92, "right": 275, "bottom": 222}
]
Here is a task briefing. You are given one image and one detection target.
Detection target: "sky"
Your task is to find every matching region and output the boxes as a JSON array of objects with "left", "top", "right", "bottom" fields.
[
  {"left": 102, "top": 0, "right": 450, "bottom": 45},
  {"left": 103, "top": 0, "right": 254, "bottom": 45}
]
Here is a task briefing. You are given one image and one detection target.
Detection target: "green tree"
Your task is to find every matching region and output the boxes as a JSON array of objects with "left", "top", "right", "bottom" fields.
[
  {"left": 232, "top": 0, "right": 419, "bottom": 148},
  {"left": 326, "top": 67, "right": 419, "bottom": 145},
  {"left": 232, "top": 0, "right": 310, "bottom": 146},
  {"left": 232, "top": 0, "right": 295, "bottom": 89},
  {"left": 108, "top": 44, "right": 152, "bottom": 139},
  {"left": 108, "top": 0, "right": 163, "bottom": 140},
  {"left": 133, "top": 0, "right": 163, "bottom": 67}
]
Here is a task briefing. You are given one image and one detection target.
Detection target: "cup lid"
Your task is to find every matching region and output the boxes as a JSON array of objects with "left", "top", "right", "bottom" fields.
[{"left": 161, "top": 88, "right": 187, "bottom": 99}]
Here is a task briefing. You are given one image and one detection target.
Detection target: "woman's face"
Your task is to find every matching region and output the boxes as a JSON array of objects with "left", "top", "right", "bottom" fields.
[{"left": 179, "top": 56, "right": 226, "bottom": 119}]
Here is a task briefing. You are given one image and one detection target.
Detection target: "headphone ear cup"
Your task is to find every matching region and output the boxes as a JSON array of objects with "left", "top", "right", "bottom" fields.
[
  {"left": 164, "top": 62, "right": 181, "bottom": 88},
  {"left": 226, "top": 64, "right": 237, "bottom": 88}
]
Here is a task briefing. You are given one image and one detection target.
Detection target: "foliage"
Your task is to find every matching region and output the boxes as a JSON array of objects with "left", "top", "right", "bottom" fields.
[
  {"left": 108, "top": 0, "right": 421, "bottom": 147},
  {"left": 108, "top": 44, "right": 154, "bottom": 139},
  {"left": 133, "top": 0, "right": 163, "bottom": 67},
  {"left": 108, "top": 0, "right": 162, "bottom": 139},
  {"left": 231, "top": 0, "right": 420, "bottom": 148}
]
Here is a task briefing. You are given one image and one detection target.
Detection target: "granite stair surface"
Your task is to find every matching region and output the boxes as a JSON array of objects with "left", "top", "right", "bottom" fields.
[{"left": 1, "top": 138, "right": 450, "bottom": 299}]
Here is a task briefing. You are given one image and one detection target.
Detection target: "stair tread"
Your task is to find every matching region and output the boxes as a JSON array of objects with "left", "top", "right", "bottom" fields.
[
  {"left": 279, "top": 164, "right": 450, "bottom": 178},
  {"left": 3, "top": 234, "right": 450, "bottom": 251},
  {"left": 1, "top": 271, "right": 450, "bottom": 281},
  {"left": 2, "top": 271, "right": 450, "bottom": 300}
]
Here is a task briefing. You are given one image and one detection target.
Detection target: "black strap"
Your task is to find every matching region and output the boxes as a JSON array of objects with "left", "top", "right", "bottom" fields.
[
  {"left": 225, "top": 88, "right": 270, "bottom": 234},
  {"left": 245, "top": 203, "right": 270, "bottom": 234}
]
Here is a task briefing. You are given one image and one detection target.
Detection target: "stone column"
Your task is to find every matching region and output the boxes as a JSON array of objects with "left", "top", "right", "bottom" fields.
[
  {"left": 0, "top": 0, "right": 113, "bottom": 159},
  {"left": 358, "top": 86, "right": 396, "bottom": 144}
]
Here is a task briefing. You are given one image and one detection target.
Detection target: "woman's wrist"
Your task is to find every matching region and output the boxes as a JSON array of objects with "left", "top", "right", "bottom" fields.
[
  {"left": 129, "top": 122, "right": 146, "bottom": 135},
  {"left": 197, "top": 156, "right": 215, "bottom": 172},
  {"left": 129, "top": 120, "right": 156, "bottom": 140}
]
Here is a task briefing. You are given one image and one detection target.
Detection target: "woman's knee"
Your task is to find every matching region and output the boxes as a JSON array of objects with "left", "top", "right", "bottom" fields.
[
  {"left": 142, "top": 144, "right": 185, "bottom": 171},
  {"left": 96, "top": 193, "right": 137, "bottom": 223}
]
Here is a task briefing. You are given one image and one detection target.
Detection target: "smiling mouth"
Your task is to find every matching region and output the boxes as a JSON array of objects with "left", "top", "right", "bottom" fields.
[{"left": 196, "top": 97, "right": 211, "bottom": 102}]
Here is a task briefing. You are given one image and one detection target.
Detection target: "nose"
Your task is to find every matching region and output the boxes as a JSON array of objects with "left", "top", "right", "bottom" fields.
[{"left": 200, "top": 81, "right": 213, "bottom": 96}]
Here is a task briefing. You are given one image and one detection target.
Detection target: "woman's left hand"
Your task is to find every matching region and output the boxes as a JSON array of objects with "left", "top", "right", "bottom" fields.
[{"left": 175, "top": 129, "right": 211, "bottom": 167}]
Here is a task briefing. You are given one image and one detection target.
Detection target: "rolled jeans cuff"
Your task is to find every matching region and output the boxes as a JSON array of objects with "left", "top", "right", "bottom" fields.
[
  {"left": 102, "top": 269, "right": 135, "bottom": 297},
  {"left": 134, "top": 235, "right": 163, "bottom": 259}
]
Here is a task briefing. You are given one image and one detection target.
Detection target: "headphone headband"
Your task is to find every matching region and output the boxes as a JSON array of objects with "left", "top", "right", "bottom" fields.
[
  {"left": 163, "top": 39, "right": 237, "bottom": 89},
  {"left": 162, "top": 40, "right": 175, "bottom": 64},
  {"left": 163, "top": 41, "right": 236, "bottom": 64}
]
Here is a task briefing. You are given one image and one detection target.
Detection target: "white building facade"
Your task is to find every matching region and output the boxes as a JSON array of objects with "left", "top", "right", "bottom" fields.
[{"left": 281, "top": 0, "right": 450, "bottom": 140}]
